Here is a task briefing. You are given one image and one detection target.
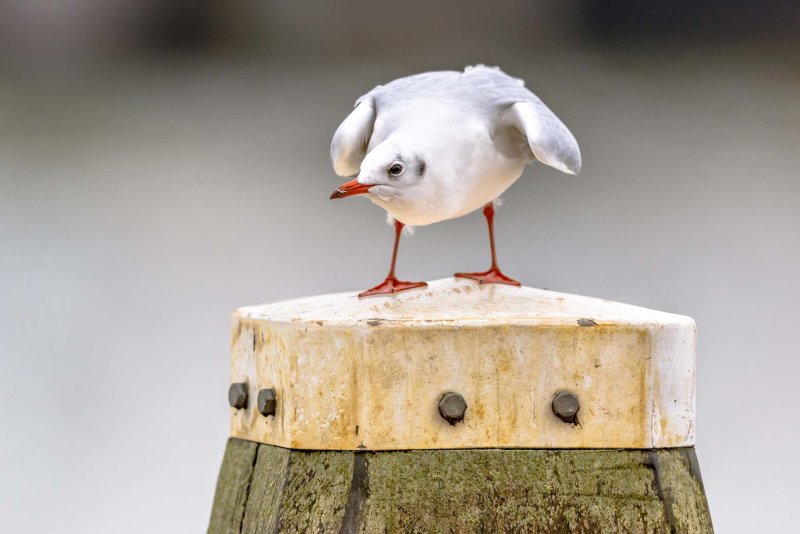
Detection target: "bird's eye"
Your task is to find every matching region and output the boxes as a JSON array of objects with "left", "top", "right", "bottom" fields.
[{"left": 388, "top": 162, "right": 405, "bottom": 177}]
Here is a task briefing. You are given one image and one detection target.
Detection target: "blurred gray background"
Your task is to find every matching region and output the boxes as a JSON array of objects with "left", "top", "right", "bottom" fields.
[{"left": 1, "top": 1, "right": 798, "bottom": 532}]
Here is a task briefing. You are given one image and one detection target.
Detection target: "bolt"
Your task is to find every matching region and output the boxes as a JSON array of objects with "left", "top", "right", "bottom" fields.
[
  {"left": 438, "top": 392, "right": 467, "bottom": 425},
  {"left": 228, "top": 382, "right": 248, "bottom": 409},
  {"left": 257, "top": 388, "right": 277, "bottom": 417},
  {"left": 552, "top": 391, "right": 580, "bottom": 424}
]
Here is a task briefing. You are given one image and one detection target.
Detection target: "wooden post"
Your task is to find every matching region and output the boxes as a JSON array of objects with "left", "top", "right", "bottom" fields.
[{"left": 209, "top": 278, "right": 713, "bottom": 533}]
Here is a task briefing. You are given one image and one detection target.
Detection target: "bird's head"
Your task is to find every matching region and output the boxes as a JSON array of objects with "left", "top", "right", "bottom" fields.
[{"left": 330, "top": 139, "right": 430, "bottom": 210}]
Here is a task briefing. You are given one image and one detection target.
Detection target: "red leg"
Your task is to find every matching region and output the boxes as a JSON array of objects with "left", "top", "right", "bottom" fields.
[
  {"left": 454, "top": 202, "right": 521, "bottom": 286},
  {"left": 359, "top": 220, "right": 428, "bottom": 298}
]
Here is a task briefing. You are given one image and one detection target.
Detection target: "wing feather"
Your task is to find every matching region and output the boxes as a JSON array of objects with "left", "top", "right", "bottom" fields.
[
  {"left": 464, "top": 65, "right": 581, "bottom": 175},
  {"left": 503, "top": 101, "right": 582, "bottom": 175},
  {"left": 330, "top": 97, "right": 376, "bottom": 176}
]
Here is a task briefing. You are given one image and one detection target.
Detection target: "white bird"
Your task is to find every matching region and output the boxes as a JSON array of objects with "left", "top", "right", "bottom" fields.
[{"left": 330, "top": 65, "right": 581, "bottom": 297}]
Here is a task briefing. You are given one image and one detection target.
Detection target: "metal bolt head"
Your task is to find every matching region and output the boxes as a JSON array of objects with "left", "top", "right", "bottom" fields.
[
  {"left": 438, "top": 392, "right": 467, "bottom": 425},
  {"left": 552, "top": 391, "right": 580, "bottom": 424},
  {"left": 228, "top": 382, "right": 248, "bottom": 409},
  {"left": 257, "top": 388, "right": 277, "bottom": 417}
]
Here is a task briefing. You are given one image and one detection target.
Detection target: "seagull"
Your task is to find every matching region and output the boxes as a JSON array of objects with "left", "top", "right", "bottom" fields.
[{"left": 330, "top": 65, "right": 581, "bottom": 297}]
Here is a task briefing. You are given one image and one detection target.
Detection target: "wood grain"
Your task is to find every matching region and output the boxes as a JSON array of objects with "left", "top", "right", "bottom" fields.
[{"left": 209, "top": 439, "right": 713, "bottom": 533}]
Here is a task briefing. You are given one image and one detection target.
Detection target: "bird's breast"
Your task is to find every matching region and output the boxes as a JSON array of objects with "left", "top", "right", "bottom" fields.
[
  {"left": 382, "top": 158, "right": 525, "bottom": 226},
  {"left": 446, "top": 159, "right": 525, "bottom": 220},
  {"left": 368, "top": 106, "right": 527, "bottom": 225}
]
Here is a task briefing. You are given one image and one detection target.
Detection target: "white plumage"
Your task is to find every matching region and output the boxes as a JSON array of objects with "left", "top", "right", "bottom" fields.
[{"left": 330, "top": 65, "right": 581, "bottom": 226}]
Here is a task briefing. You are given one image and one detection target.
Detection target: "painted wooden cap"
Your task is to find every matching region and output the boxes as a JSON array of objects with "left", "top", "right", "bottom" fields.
[{"left": 229, "top": 278, "right": 696, "bottom": 450}]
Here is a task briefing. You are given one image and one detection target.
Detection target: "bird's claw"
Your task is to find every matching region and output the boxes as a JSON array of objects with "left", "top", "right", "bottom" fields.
[
  {"left": 358, "top": 277, "right": 427, "bottom": 298},
  {"left": 454, "top": 268, "right": 521, "bottom": 287}
]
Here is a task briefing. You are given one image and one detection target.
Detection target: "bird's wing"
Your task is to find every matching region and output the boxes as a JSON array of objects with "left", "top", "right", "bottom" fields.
[
  {"left": 503, "top": 101, "right": 581, "bottom": 174},
  {"left": 464, "top": 65, "right": 582, "bottom": 175},
  {"left": 330, "top": 95, "right": 376, "bottom": 177}
]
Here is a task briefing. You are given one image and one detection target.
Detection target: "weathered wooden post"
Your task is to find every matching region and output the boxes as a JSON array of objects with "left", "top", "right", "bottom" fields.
[{"left": 208, "top": 278, "right": 713, "bottom": 533}]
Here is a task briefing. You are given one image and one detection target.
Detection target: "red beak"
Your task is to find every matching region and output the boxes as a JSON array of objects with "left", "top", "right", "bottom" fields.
[{"left": 330, "top": 178, "right": 372, "bottom": 200}]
